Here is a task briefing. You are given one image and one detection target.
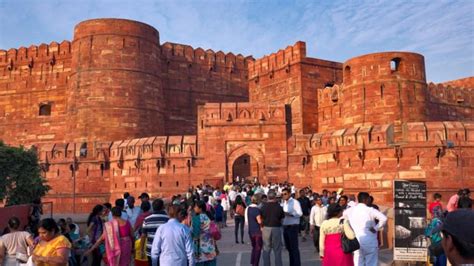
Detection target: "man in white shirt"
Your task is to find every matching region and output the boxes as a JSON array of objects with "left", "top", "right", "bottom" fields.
[
  {"left": 346, "top": 192, "right": 387, "bottom": 266},
  {"left": 126, "top": 196, "right": 141, "bottom": 227},
  {"left": 309, "top": 196, "right": 327, "bottom": 253},
  {"left": 281, "top": 188, "right": 303, "bottom": 266}
]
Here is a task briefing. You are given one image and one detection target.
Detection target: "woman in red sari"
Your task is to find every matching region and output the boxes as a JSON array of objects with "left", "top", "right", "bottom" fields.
[
  {"left": 319, "top": 204, "right": 356, "bottom": 266},
  {"left": 86, "top": 207, "right": 134, "bottom": 266}
]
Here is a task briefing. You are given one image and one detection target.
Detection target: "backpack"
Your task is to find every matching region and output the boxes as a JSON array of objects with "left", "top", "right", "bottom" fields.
[
  {"left": 236, "top": 204, "right": 245, "bottom": 216},
  {"left": 209, "top": 221, "right": 221, "bottom": 240}
]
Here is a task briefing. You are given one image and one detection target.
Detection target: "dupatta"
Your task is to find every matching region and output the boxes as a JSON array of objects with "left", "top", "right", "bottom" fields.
[{"left": 104, "top": 219, "right": 121, "bottom": 266}]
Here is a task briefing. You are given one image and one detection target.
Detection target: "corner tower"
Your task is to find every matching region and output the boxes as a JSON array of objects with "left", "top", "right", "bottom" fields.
[
  {"left": 66, "top": 18, "right": 164, "bottom": 142},
  {"left": 341, "top": 52, "right": 428, "bottom": 137}
]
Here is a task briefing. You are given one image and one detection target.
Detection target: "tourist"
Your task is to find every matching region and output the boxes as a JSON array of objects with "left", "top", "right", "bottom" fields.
[
  {"left": 367, "top": 196, "right": 379, "bottom": 210},
  {"left": 126, "top": 196, "right": 141, "bottom": 227},
  {"left": 139, "top": 192, "right": 150, "bottom": 206},
  {"left": 309, "top": 196, "right": 327, "bottom": 253},
  {"left": 447, "top": 189, "right": 463, "bottom": 212},
  {"left": 441, "top": 209, "right": 474, "bottom": 265},
  {"left": 319, "top": 204, "right": 356, "bottom": 266},
  {"left": 297, "top": 189, "right": 311, "bottom": 242},
  {"left": 141, "top": 199, "right": 169, "bottom": 264},
  {"left": 338, "top": 195, "right": 349, "bottom": 210},
  {"left": 458, "top": 188, "right": 472, "bottom": 209},
  {"left": 429, "top": 193, "right": 443, "bottom": 217},
  {"left": 151, "top": 205, "right": 194, "bottom": 266},
  {"left": 347, "top": 195, "right": 357, "bottom": 208},
  {"left": 281, "top": 187, "right": 302, "bottom": 266},
  {"left": 192, "top": 200, "right": 217, "bottom": 266},
  {"left": 123, "top": 192, "right": 131, "bottom": 209},
  {"left": 134, "top": 201, "right": 152, "bottom": 234},
  {"left": 233, "top": 195, "right": 246, "bottom": 244},
  {"left": 246, "top": 195, "right": 263, "bottom": 266},
  {"left": 261, "top": 189, "right": 284, "bottom": 266},
  {"left": 214, "top": 199, "right": 224, "bottom": 228},
  {"left": 109, "top": 198, "right": 129, "bottom": 221},
  {"left": 424, "top": 206, "right": 447, "bottom": 266},
  {"left": 86, "top": 204, "right": 105, "bottom": 266},
  {"left": 228, "top": 187, "right": 238, "bottom": 218},
  {"left": 328, "top": 197, "right": 337, "bottom": 205},
  {"left": 32, "top": 218, "right": 71, "bottom": 266},
  {"left": 0, "top": 217, "right": 34, "bottom": 265},
  {"left": 346, "top": 192, "right": 387, "bottom": 266},
  {"left": 86, "top": 207, "right": 134, "bottom": 266},
  {"left": 321, "top": 190, "right": 329, "bottom": 206},
  {"left": 66, "top": 217, "right": 80, "bottom": 236},
  {"left": 103, "top": 202, "right": 112, "bottom": 221},
  {"left": 28, "top": 198, "right": 43, "bottom": 236},
  {"left": 220, "top": 191, "right": 230, "bottom": 227}
]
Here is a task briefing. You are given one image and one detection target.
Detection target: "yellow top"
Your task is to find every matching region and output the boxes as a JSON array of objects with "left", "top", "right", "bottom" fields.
[{"left": 33, "top": 235, "right": 71, "bottom": 266}]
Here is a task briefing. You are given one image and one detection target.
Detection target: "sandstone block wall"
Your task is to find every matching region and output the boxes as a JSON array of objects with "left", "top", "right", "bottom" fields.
[
  {"left": 0, "top": 42, "right": 72, "bottom": 144},
  {"left": 248, "top": 41, "right": 342, "bottom": 135},
  {"left": 288, "top": 121, "right": 474, "bottom": 206}
]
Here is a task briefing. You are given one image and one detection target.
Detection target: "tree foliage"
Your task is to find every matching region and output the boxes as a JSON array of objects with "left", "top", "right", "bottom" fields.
[{"left": 0, "top": 141, "right": 50, "bottom": 206}]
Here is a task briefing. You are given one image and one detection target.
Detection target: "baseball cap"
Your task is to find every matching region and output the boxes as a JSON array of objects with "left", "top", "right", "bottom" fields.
[{"left": 442, "top": 209, "right": 474, "bottom": 244}]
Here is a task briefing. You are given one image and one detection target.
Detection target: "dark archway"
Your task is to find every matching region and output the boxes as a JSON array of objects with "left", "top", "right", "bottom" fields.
[{"left": 232, "top": 154, "right": 258, "bottom": 182}]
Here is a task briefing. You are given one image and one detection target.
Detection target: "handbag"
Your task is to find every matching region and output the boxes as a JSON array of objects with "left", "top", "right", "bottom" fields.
[
  {"left": 209, "top": 221, "right": 222, "bottom": 240},
  {"left": 340, "top": 219, "right": 360, "bottom": 253}
]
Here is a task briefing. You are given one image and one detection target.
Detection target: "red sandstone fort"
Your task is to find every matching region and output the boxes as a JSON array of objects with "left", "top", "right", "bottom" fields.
[{"left": 0, "top": 19, "right": 473, "bottom": 213}]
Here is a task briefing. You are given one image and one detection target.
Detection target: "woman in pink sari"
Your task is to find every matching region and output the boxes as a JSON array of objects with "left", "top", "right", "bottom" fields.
[{"left": 86, "top": 207, "right": 134, "bottom": 266}]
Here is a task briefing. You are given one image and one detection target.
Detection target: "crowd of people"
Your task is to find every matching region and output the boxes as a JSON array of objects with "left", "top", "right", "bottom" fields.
[{"left": 0, "top": 181, "right": 472, "bottom": 266}]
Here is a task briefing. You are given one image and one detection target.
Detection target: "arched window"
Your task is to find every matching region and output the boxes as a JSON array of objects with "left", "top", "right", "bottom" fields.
[
  {"left": 344, "top": 65, "right": 351, "bottom": 78},
  {"left": 39, "top": 103, "right": 51, "bottom": 116},
  {"left": 79, "top": 143, "right": 87, "bottom": 157},
  {"left": 390, "top": 58, "right": 401, "bottom": 72}
]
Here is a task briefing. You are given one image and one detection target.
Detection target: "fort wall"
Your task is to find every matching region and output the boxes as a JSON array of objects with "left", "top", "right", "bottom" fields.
[
  {"left": 288, "top": 121, "right": 474, "bottom": 206},
  {"left": 0, "top": 42, "right": 72, "bottom": 145},
  {"left": 160, "top": 42, "right": 252, "bottom": 135},
  {"left": 67, "top": 19, "right": 165, "bottom": 142},
  {"left": 248, "top": 41, "right": 342, "bottom": 135}
]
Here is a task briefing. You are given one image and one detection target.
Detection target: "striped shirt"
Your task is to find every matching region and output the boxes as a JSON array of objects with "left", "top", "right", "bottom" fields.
[{"left": 142, "top": 211, "right": 169, "bottom": 257}]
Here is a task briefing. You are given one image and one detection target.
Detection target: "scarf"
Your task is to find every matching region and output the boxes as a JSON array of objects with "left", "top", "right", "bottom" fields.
[{"left": 104, "top": 219, "right": 121, "bottom": 266}]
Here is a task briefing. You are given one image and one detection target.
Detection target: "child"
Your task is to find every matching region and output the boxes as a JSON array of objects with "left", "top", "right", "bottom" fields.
[{"left": 215, "top": 199, "right": 224, "bottom": 228}]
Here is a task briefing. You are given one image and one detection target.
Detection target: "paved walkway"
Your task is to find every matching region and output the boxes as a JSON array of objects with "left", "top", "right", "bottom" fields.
[
  {"left": 216, "top": 219, "right": 393, "bottom": 266},
  {"left": 217, "top": 219, "right": 321, "bottom": 266}
]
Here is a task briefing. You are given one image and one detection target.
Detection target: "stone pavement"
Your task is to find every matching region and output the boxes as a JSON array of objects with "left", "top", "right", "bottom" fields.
[{"left": 216, "top": 219, "right": 394, "bottom": 266}]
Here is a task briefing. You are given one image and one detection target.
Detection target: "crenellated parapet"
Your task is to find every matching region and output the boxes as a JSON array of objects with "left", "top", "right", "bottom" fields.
[
  {"left": 289, "top": 122, "right": 474, "bottom": 156},
  {"left": 428, "top": 82, "right": 473, "bottom": 106},
  {"left": 248, "top": 41, "right": 306, "bottom": 80},
  {"left": 0, "top": 41, "right": 72, "bottom": 73},
  {"left": 160, "top": 42, "right": 253, "bottom": 75}
]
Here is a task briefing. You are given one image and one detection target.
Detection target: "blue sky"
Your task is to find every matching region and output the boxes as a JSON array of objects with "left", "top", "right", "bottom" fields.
[{"left": 0, "top": 0, "right": 472, "bottom": 83}]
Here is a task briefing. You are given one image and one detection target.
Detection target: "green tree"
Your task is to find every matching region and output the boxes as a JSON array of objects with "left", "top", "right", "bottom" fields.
[{"left": 0, "top": 141, "right": 50, "bottom": 206}]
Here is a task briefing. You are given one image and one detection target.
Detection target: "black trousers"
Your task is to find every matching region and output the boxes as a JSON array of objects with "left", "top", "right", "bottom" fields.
[
  {"left": 235, "top": 215, "right": 245, "bottom": 242},
  {"left": 283, "top": 224, "right": 301, "bottom": 266},
  {"left": 312, "top": 226, "right": 321, "bottom": 252}
]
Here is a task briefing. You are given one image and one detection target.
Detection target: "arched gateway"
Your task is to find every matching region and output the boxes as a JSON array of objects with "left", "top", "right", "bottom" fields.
[{"left": 226, "top": 144, "right": 265, "bottom": 183}]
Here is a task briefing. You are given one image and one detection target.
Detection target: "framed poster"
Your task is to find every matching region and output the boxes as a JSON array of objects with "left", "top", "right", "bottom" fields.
[{"left": 393, "top": 180, "right": 428, "bottom": 261}]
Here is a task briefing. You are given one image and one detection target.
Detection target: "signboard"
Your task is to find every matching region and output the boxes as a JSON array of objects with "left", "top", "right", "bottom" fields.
[{"left": 393, "top": 180, "right": 428, "bottom": 261}]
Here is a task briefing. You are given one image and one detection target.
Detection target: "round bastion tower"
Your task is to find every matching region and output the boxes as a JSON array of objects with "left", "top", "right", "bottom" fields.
[
  {"left": 341, "top": 52, "right": 428, "bottom": 131},
  {"left": 66, "top": 18, "right": 165, "bottom": 142}
]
